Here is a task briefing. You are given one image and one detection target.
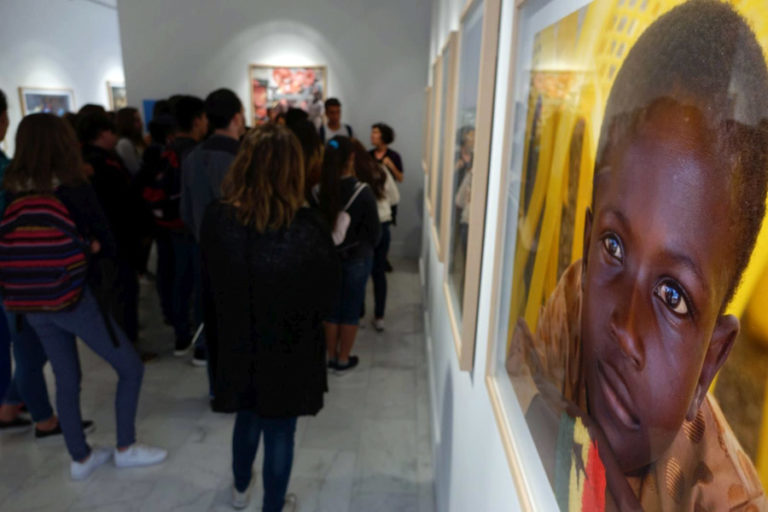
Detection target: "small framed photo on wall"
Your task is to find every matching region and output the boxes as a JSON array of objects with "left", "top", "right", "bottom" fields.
[{"left": 18, "top": 87, "right": 75, "bottom": 117}]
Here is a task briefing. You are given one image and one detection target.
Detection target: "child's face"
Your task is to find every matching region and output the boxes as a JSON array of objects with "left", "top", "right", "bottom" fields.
[{"left": 581, "top": 103, "right": 739, "bottom": 474}]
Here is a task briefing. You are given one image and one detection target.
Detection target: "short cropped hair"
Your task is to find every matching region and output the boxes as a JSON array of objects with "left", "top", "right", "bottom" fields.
[
  {"left": 173, "top": 95, "right": 205, "bottom": 132},
  {"left": 595, "top": 0, "right": 768, "bottom": 305},
  {"left": 372, "top": 122, "right": 394, "bottom": 145},
  {"left": 205, "top": 89, "right": 242, "bottom": 130},
  {"left": 324, "top": 98, "right": 341, "bottom": 110},
  {"left": 77, "top": 111, "right": 115, "bottom": 144}
]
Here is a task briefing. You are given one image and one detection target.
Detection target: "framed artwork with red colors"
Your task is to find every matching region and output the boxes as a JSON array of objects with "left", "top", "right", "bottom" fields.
[{"left": 248, "top": 65, "right": 327, "bottom": 126}]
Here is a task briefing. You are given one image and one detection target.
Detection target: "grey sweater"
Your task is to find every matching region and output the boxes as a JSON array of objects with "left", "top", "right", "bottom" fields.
[{"left": 180, "top": 134, "right": 240, "bottom": 241}]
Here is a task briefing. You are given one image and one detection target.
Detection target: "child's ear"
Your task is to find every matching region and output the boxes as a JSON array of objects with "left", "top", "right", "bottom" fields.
[{"left": 687, "top": 314, "right": 739, "bottom": 421}]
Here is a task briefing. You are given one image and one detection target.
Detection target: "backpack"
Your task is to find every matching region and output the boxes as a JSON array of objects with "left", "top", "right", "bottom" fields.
[
  {"left": 0, "top": 194, "right": 89, "bottom": 312},
  {"left": 331, "top": 182, "right": 367, "bottom": 246},
  {"left": 140, "top": 147, "right": 185, "bottom": 231}
]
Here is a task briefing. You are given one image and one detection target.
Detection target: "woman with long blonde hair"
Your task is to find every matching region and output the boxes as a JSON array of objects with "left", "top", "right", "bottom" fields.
[{"left": 200, "top": 124, "right": 339, "bottom": 511}]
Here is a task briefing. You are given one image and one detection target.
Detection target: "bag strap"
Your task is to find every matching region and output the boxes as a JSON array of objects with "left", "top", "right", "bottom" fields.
[{"left": 343, "top": 182, "right": 367, "bottom": 212}]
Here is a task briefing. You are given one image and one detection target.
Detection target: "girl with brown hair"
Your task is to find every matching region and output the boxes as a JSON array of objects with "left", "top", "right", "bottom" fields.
[
  {"left": 114, "top": 107, "right": 146, "bottom": 175},
  {"left": 312, "top": 136, "right": 380, "bottom": 372},
  {"left": 2, "top": 113, "right": 166, "bottom": 480},
  {"left": 351, "top": 139, "right": 399, "bottom": 331},
  {"left": 200, "top": 124, "right": 340, "bottom": 511}
]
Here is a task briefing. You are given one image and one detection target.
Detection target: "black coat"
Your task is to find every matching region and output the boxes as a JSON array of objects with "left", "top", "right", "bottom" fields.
[
  {"left": 83, "top": 145, "right": 153, "bottom": 269},
  {"left": 201, "top": 203, "right": 341, "bottom": 416}
]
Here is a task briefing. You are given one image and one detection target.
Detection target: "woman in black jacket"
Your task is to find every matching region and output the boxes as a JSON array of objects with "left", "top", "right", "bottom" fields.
[{"left": 200, "top": 124, "right": 340, "bottom": 511}]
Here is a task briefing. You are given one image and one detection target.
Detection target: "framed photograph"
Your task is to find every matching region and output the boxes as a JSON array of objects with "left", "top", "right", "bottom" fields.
[
  {"left": 18, "top": 87, "right": 75, "bottom": 116},
  {"left": 442, "top": 0, "right": 502, "bottom": 372},
  {"left": 107, "top": 82, "right": 127, "bottom": 111},
  {"left": 422, "top": 85, "right": 433, "bottom": 174},
  {"left": 248, "top": 65, "right": 327, "bottom": 126},
  {"left": 429, "top": 32, "right": 460, "bottom": 263},
  {"left": 485, "top": 0, "right": 768, "bottom": 508}
]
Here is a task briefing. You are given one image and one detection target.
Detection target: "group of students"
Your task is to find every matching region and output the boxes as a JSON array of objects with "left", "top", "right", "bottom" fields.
[{"left": 0, "top": 87, "right": 403, "bottom": 511}]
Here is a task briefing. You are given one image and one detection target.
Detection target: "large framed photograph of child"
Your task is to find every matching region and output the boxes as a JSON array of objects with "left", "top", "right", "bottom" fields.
[
  {"left": 442, "top": 0, "right": 502, "bottom": 371},
  {"left": 18, "top": 87, "right": 75, "bottom": 117},
  {"left": 248, "top": 65, "right": 327, "bottom": 126},
  {"left": 485, "top": 0, "right": 768, "bottom": 509}
]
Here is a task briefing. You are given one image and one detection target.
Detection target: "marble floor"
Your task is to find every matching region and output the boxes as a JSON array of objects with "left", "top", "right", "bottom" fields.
[{"left": 0, "top": 260, "right": 435, "bottom": 512}]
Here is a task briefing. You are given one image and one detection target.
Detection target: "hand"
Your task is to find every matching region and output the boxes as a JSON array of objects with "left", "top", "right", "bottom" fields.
[
  {"left": 90, "top": 240, "right": 101, "bottom": 254},
  {"left": 382, "top": 156, "right": 395, "bottom": 170}
]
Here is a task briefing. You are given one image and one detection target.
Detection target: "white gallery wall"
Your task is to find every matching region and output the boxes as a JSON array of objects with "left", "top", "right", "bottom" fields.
[
  {"left": 117, "top": 0, "right": 431, "bottom": 260},
  {"left": 0, "top": 0, "right": 125, "bottom": 155},
  {"left": 422, "top": 0, "right": 545, "bottom": 509}
]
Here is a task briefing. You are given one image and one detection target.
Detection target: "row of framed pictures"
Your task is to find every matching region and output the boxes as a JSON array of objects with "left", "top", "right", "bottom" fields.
[
  {"left": 16, "top": 82, "right": 126, "bottom": 117},
  {"left": 422, "top": 0, "right": 501, "bottom": 373},
  {"left": 423, "top": 0, "right": 768, "bottom": 507}
]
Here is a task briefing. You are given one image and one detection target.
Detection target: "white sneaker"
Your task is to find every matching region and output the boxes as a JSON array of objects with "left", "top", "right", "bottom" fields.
[
  {"left": 114, "top": 443, "right": 167, "bottom": 468},
  {"left": 283, "top": 493, "right": 298, "bottom": 511},
  {"left": 372, "top": 318, "right": 385, "bottom": 332},
  {"left": 231, "top": 480, "right": 253, "bottom": 510},
  {"left": 70, "top": 446, "right": 112, "bottom": 481}
]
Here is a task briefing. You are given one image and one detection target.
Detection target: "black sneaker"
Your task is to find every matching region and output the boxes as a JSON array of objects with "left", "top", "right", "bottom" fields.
[
  {"left": 174, "top": 337, "right": 193, "bottom": 357},
  {"left": 191, "top": 347, "right": 207, "bottom": 367},
  {"left": 334, "top": 356, "right": 359, "bottom": 374},
  {"left": 327, "top": 359, "right": 338, "bottom": 370},
  {"left": 0, "top": 416, "right": 32, "bottom": 433},
  {"left": 36, "top": 420, "right": 95, "bottom": 439}
]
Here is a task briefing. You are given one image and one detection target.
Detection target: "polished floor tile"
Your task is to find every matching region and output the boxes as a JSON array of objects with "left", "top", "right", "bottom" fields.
[{"left": 0, "top": 260, "right": 434, "bottom": 511}]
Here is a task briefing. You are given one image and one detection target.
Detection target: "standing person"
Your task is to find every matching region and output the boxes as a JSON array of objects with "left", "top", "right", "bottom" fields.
[
  {"left": 134, "top": 113, "right": 176, "bottom": 324},
  {"left": 114, "top": 107, "right": 146, "bottom": 176},
  {"left": 0, "top": 92, "right": 93, "bottom": 437},
  {"left": 287, "top": 119, "right": 323, "bottom": 203},
  {"left": 201, "top": 124, "right": 339, "bottom": 511},
  {"left": 318, "top": 98, "right": 353, "bottom": 143},
  {"left": 312, "top": 136, "right": 380, "bottom": 372},
  {"left": 180, "top": 88, "right": 244, "bottom": 373},
  {"left": 352, "top": 140, "right": 399, "bottom": 331},
  {"left": 369, "top": 123, "right": 403, "bottom": 272},
  {"left": 78, "top": 112, "right": 153, "bottom": 346},
  {"left": 1, "top": 114, "right": 166, "bottom": 480},
  {"left": 369, "top": 123, "right": 403, "bottom": 183},
  {"left": 168, "top": 96, "right": 207, "bottom": 356},
  {"left": 143, "top": 96, "right": 207, "bottom": 356}
]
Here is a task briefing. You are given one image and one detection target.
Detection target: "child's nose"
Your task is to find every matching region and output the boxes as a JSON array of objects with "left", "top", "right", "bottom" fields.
[{"left": 609, "top": 286, "right": 646, "bottom": 370}]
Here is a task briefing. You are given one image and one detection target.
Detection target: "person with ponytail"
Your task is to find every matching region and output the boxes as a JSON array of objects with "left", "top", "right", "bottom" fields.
[{"left": 312, "top": 136, "right": 380, "bottom": 372}]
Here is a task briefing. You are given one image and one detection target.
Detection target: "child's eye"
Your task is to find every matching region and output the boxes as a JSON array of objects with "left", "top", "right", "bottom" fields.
[
  {"left": 602, "top": 234, "right": 623, "bottom": 261},
  {"left": 655, "top": 281, "right": 689, "bottom": 316}
]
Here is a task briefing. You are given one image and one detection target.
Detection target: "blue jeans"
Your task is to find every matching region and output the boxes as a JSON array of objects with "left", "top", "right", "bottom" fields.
[
  {"left": 170, "top": 232, "right": 205, "bottom": 347},
  {"left": 371, "top": 222, "right": 391, "bottom": 319},
  {"left": 26, "top": 289, "right": 144, "bottom": 461},
  {"left": 3, "top": 313, "right": 54, "bottom": 422},
  {"left": 328, "top": 257, "right": 374, "bottom": 325},
  {"left": 155, "top": 232, "right": 174, "bottom": 323},
  {"left": 232, "top": 411, "right": 297, "bottom": 512}
]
